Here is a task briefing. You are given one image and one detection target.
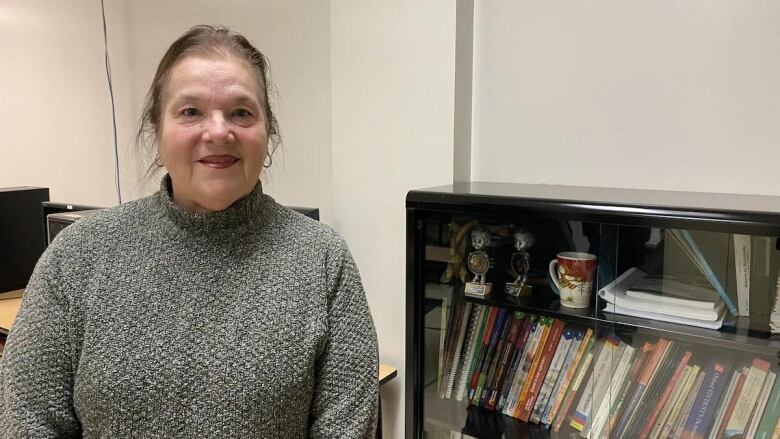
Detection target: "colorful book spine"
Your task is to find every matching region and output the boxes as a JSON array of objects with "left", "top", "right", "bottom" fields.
[
  {"left": 471, "top": 308, "right": 507, "bottom": 404},
  {"left": 496, "top": 314, "right": 536, "bottom": 411},
  {"left": 638, "top": 349, "right": 693, "bottom": 438},
  {"left": 586, "top": 342, "right": 636, "bottom": 439},
  {"left": 673, "top": 370, "right": 705, "bottom": 439},
  {"left": 755, "top": 371, "right": 780, "bottom": 439},
  {"left": 571, "top": 336, "right": 623, "bottom": 432},
  {"left": 625, "top": 341, "right": 681, "bottom": 438},
  {"left": 484, "top": 312, "right": 525, "bottom": 410},
  {"left": 480, "top": 312, "right": 520, "bottom": 408},
  {"left": 725, "top": 357, "right": 771, "bottom": 437},
  {"left": 714, "top": 368, "right": 747, "bottom": 439},
  {"left": 500, "top": 315, "right": 540, "bottom": 412},
  {"left": 707, "top": 368, "right": 742, "bottom": 439},
  {"left": 517, "top": 319, "right": 565, "bottom": 421},
  {"left": 657, "top": 364, "right": 699, "bottom": 439},
  {"left": 552, "top": 349, "right": 595, "bottom": 433},
  {"left": 652, "top": 364, "right": 693, "bottom": 438},
  {"left": 530, "top": 327, "right": 576, "bottom": 424},
  {"left": 508, "top": 317, "right": 552, "bottom": 417},
  {"left": 746, "top": 370, "right": 776, "bottom": 439},
  {"left": 550, "top": 336, "right": 596, "bottom": 432},
  {"left": 611, "top": 338, "right": 670, "bottom": 439},
  {"left": 477, "top": 311, "right": 513, "bottom": 406},
  {"left": 604, "top": 341, "right": 654, "bottom": 435},
  {"left": 540, "top": 328, "right": 586, "bottom": 426},
  {"left": 503, "top": 316, "right": 549, "bottom": 416}
]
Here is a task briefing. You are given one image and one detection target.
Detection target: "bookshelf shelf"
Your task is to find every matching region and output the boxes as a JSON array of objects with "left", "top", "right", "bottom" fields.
[
  {"left": 453, "top": 286, "right": 779, "bottom": 356},
  {"left": 406, "top": 183, "right": 780, "bottom": 439}
]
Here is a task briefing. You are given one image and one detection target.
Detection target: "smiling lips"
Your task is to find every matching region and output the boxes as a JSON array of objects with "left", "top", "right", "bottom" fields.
[{"left": 198, "top": 155, "right": 239, "bottom": 169}]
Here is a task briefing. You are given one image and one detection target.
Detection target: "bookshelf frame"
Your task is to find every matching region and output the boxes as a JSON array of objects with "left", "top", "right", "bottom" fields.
[{"left": 405, "top": 182, "right": 780, "bottom": 438}]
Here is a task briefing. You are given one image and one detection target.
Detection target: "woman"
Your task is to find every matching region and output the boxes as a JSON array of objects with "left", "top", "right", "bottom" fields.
[{"left": 0, "top": 25, "right": 379, "bottom": 438}]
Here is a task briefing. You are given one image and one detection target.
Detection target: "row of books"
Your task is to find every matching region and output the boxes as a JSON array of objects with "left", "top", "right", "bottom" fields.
[{"left": 437, "top": 299, "right": 780, "bottom": 438}]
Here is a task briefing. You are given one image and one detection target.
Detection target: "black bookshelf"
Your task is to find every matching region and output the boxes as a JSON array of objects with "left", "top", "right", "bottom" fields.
[{"left": 406, "top": 182, "right": 780, "bottom": 439}]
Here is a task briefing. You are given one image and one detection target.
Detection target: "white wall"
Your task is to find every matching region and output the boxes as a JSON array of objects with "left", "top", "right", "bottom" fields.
[
  {"left": 330, "top": 2, "right": 456, "bottom": 437},
  {"left": 0, "top": 0, "right": 333, "bottom": 221},
  {"left": 0, "top": 0, "right": 119, "bottom": 206},
  {"left": 116, "top": 0, "right": 334, "bottom": 221},
  {"left": 472, "top": 1, "right": 780, "bottom": 196},
  {"left": 2, "top": 2, "right": 457, "bottom": 438}
]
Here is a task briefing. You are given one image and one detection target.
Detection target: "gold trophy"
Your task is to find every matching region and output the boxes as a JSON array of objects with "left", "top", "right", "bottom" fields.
[
  {"left": 464, "top": 227, "right": 492, "bottom": 297},
  {"left": 504, "top": 230, "right": 535, "bottom": 297}
]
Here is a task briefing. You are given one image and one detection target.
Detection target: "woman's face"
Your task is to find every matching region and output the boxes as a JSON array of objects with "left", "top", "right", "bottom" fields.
[{"left": 159, "top": 56, "right": 268, "bottom": 213}]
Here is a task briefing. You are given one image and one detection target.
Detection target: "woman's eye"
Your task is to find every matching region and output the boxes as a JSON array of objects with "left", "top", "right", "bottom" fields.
[
  {"left": 233, "top": 109, "right": 252, "bottom": 118},
  {"left": 181, "top": 108, "right": 200, "bottom": 117}
]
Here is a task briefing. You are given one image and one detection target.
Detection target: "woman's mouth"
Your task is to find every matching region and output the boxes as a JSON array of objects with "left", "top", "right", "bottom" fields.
[{"left": 198, "top": 155, "right": 239, "bottom": 169}]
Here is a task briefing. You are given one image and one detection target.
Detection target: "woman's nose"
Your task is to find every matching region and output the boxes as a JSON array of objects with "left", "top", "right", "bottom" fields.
[{"left": 202, "top": 112, "right": 235, "bottom": 144}]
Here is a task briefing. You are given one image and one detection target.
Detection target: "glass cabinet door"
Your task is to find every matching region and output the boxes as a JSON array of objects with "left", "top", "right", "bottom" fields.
[
  {"left": 598, "top": 226, "right": 780, "bottom": 439},
  {"left": 414, "top": 210, "right": 780, "bottom": 439}
]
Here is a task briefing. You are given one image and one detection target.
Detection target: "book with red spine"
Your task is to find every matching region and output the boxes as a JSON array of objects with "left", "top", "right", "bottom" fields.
[
  {"left": 516, "top": 318, "right": 565, "bottom": 422},
  {"left": 542, "top": 328, "right": 594, "bottom": 427},
  {"left": 508, "top": 317, "right": 553, "bottom": 417},
  {"left": 624, "top": 341, "right": 681, "bottom": 438},
  {"left": 496, "top": 314, "right": 537, "bottom": 411},
  {"left": 714, "top": 369, "right": 748, "bottom": 439},
  {"left": 471, "top": 308, "right": 508, "bottom": 405},
  {"left": 610, "top": 338, "right": 671, "bottom": 439},
  {"left": 484, "top": 313, "right": 525, "bottom": 410},
  {"left": 478, "top": 311, "right": 517, "bottom": 407},
  {"left": 605, "top": 341, "right": 654, "bottom": 435},
  {"left": 503, "top": 316, "right": 551, "bottom": 416},
  {"left": 551, "top": 346, "right": 596, "bottom": 433},
  {"left": 638, "top": 349, "right": 693, "bottom": 438}
]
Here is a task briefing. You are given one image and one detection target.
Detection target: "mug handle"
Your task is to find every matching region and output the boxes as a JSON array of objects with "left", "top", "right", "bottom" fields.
[{"left": 549, "top": 259, "right": 560, "bottom": 295}]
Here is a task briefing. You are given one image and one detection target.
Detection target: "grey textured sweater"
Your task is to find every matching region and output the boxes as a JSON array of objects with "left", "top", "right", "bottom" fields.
[{"left": 0, "top": 176, "right": 379, "bottom": 438}]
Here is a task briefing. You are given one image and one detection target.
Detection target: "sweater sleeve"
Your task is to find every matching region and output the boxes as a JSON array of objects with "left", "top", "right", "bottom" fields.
[
  {"left": 0, "top": 244, "right": 81, "bottom": 438},
  {"left": 309, "top": 235, "right": 379, "bottom": 438}
]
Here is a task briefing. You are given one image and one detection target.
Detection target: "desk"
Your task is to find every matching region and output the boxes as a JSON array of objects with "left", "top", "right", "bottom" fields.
[
  {"left": 0, "top": 289, "right": 23, "bottom": 335},
  {"left": 379, "top": 364, "right": 397, "bottom": 386}
]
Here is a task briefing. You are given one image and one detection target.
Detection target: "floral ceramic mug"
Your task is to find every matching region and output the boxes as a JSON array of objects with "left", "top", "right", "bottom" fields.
[{"left": 548, "top": 252, "right": 597, "bottom": 309}]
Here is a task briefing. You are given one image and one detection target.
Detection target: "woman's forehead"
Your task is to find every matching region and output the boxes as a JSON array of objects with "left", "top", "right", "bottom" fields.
[{"left": 164, "top": 56, "right": 261, "bottom": 103}]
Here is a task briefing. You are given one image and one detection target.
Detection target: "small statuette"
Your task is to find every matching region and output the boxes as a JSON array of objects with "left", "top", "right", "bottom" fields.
[
  {"left": 505, "top": 230, "right": 535, "bottom": 297},
  {"left": 464, "top": 227, "right": 493, "bottom": 297}
]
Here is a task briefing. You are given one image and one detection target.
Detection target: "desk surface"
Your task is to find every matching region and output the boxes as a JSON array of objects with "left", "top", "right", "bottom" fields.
[
  {"left": 0, "top": 289, "right": 23, "bottom": 334},
  {"left": 0, "top": 289, "right": 399, "bottom": 384},
  {"left": 379, "top": 364, "right": 397, "bottom": 386}
]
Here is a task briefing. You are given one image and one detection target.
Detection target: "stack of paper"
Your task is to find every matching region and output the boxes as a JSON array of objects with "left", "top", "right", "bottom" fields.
[
  {"left": 598, "top": 268, "right": 726, "bottom": 330},
  {"left": 770, "top": 276, "right": 780, "bottom": 334}
]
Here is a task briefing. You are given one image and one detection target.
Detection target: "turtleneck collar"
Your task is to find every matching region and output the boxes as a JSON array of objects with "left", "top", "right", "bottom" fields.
[{"left": 156, "top": 174, "right": 270, "bottom": 232}]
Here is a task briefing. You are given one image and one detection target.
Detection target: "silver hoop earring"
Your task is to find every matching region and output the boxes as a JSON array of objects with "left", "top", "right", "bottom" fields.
[{"left": 154, "top": 154, "right": 164, "bottom": 167}]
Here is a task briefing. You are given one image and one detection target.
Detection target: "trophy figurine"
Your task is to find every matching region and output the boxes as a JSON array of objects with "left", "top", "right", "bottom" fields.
[
  {"left": 464, "top": 227, "right": 493, "bottom": 297},
  {"left": 504, "top": 230, "right": 535, "bottom": 297}
]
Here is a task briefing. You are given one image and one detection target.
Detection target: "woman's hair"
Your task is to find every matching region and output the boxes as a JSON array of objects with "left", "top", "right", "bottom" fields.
[{"left": 136, "top": 25, "right": 280, "bottom": 174}]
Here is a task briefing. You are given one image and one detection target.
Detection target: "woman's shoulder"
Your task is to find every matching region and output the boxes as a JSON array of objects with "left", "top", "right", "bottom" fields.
[
  {"left": 266, "top": 202, "right": 348, "bottom": 252},
  {"left": 46, "top": 195, "right": 157, "bottom": 253}
]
